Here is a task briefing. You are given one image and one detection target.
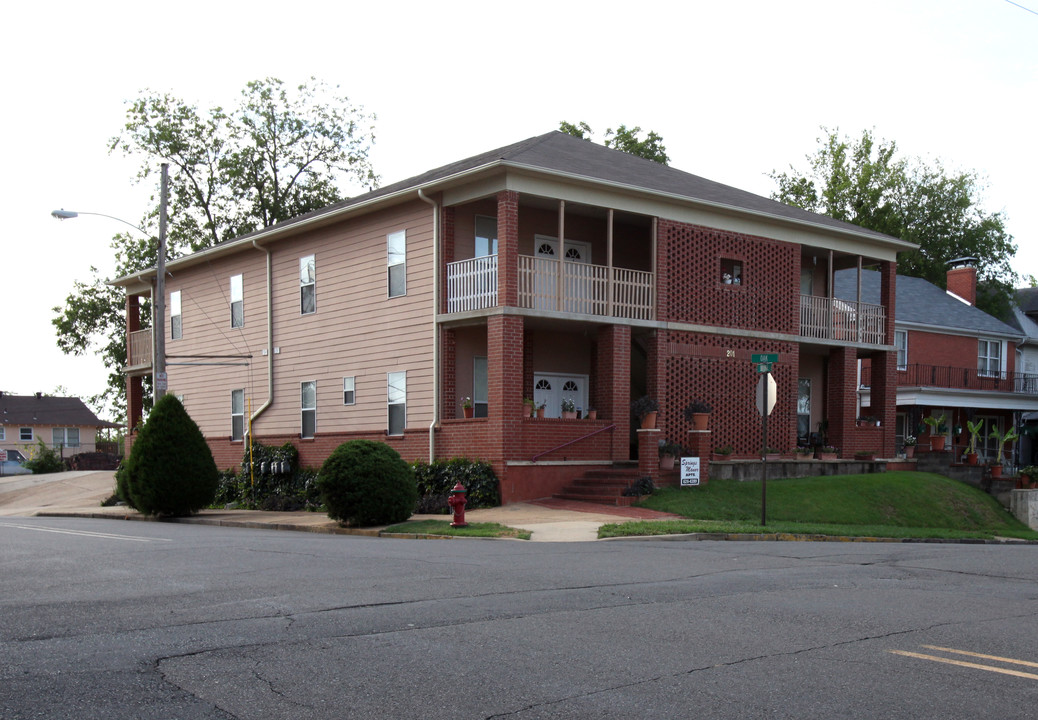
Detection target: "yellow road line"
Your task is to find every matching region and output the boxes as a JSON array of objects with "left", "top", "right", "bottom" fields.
[
  {"left": 889, "top": 650, "right": 1038, "bottom": 680},
  {"left": 921, "top": 645, "right": 1038, "bottom": 669}
]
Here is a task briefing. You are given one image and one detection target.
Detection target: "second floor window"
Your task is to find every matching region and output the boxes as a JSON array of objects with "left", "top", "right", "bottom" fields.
[
  {"left": 721, "top": 258, "right": 743, "bottom": 285},
  {"left": 978, "top": 339, "right": 1002, "bottom": 377},
  {"left": 300, "top": 255, "right": 316, "bottom": 314},
  {"left": 388, "top": 230, "right": 406, "bottom": 298},
  {"left": 895, "top": 330, "right": 908, "bottom": 370},
  {"left": 343, "top": 376, "right": 355, "bottom": 405},
  {"left": 170, "top": 290, "right": 182, "bottom": 340},
  {"left": 230, "top": 274, "right": 243, "bottom": 328}
]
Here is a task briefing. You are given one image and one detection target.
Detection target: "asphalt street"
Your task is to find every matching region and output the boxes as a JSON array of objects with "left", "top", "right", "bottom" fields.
[{"left": 2, "top": 516, "right": 1036, "bottom": 719}]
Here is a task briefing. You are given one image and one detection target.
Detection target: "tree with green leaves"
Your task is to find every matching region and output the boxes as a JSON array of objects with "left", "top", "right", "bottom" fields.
[
  {"left": 769, "top": 127, "right": 1017, "bottom": 318},
  {"left": 559, "top": 121, "right": 670, "bottom": 165},
  {"left": 53, "top": 78, "right": 378, "bottom": 420}
]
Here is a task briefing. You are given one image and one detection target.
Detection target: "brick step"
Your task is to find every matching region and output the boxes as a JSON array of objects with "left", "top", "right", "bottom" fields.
[
  {"left": 553, "top": 492, "right": 635, "bottom": 507},
  {"left": 580, "top": 468, "right": 642, "bottom": 480},
  {"left": 559, "top": 483, "right": 629, "bottom": 497}
]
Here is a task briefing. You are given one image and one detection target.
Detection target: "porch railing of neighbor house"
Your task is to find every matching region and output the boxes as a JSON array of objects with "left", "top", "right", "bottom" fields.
[
  {"left": 861, "top": 364, "right": 1038, "bottom": 395},
  {"left": 446, "top": 255, "right": 498, "bottom": 312},
  {"left": 799, "top": 294, "right": 885, "bottom": 344},
  {"left": 127, "top": 328, "right": 153, "bottom": 367},
  {"left": 445, "top": 255, "right": 654, "bottom": 320}
]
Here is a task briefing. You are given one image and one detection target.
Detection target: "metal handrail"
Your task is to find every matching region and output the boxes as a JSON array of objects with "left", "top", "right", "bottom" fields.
[{"left": 532, "top": 423, "right": 615, "bottom": 462}]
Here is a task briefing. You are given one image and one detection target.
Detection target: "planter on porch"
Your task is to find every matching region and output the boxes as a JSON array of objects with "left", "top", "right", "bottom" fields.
[
  {"left": 990, "top": 464, "right": 1003, "bottom": 479},
  {"left": 561, "top": 411, "right": 577, "bottom": 420},
  {"left": 965, "top": 452, "right": 978, "bottom": 465},
  {"left": 586, "top": 409, "right": 597, "bottom": 420},
  {"left": 930, "top": 435, "right": 946, "bottom": 451},
  {"left": 463, "top": 406, "right": 474, "bottom": 419},
  {"left": 659, "top": 454, "right": 676, "bottom": 470}
]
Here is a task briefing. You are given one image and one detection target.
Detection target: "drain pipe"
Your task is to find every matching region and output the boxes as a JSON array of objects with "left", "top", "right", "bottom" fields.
[
  {"left": 418, "top": 188, "right": 439, "bottom": 463},
  {"left": 249, "top": 239, "right": 275, "bottom": 428}
]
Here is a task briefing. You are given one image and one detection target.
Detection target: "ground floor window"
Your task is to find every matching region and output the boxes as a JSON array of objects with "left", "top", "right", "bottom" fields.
[
  {"left": 51, "top": 428, "right": 80, "bottom": 447},
  {"left": 20, "top": 427, "right": 33, "bottom": 442},
  {"left": 231, "top": 389, "right": 245, "bottom": 441},
  {"left": 473, "top": 357, "right": 488, "bottom": 418},
  {"left": 301, "top": 381, "right": 316, "bottom": 439},
  {"left": 388, "top": 372, "right": 406, "bottom": 435}
]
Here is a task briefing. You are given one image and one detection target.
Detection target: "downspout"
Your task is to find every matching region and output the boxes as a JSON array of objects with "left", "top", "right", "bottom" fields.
[
  {"left": 249, "top": 239, "right": 274, "bottom": 428},
  {"left": 418, "top": 188, "right": 439, "bottom": 463}
]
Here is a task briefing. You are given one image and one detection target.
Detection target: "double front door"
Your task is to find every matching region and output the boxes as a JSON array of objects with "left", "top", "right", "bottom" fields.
[{"left": 533, "top": 373, "right": 588, "bottom": 418}]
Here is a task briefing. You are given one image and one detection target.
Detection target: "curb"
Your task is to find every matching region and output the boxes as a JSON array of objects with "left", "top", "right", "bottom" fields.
[{"left": 603, "top": 531, "right": 1038, "bottom": 545}]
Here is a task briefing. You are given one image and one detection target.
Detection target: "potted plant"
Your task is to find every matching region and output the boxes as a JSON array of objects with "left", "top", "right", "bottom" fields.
[
  {"left": 523, "top": 397, "right": 536, "bottom": 418},
  {"left": 1018, "top": 465, "right": 1037, "bottom": 489},
  {"left": 586, "top": 407, "right": 597, "bottom": 421},
  {"left": 987, "top": 425, "right": 1019, "bottom": 478},
  {"left": 964, "top": 419, "right": 985, "bottom": 465},
  {"left": 854, "top": 450, "right": 876, "bottom": 461},
  {"left": 923, "top": 414, "right": 947, "bottom": 451},
  {"left": 536, "top": 401, "right": 546, "bottom": 419},
  {"left": 561, "top": 397, "right": 577, "bottom": 419},
  {"left": 461, "top": 396, "right": 474, "bottom": 419},
  {"left": 794, "top": 445, "right": 814, "bottom": 460},
  {"left": 712, "top": 445, "right": 734, "bottom": 461},
  {"left": 856, "top": 415, "right": 878, "bottom": 427},
  {"left": 658, "top": 440, "right": 682, "bottom": 470},
  {"left": 903, "top": 434, "right": 917, "bottom": 459},
  {"left": 761, "top": 446, "right": 779, "bottom": 461},
  {"left": 816, "top": 445, "right": 839, "bottom": 460},
  {"left": 683, "top": 399, "right": 712, "bottom": 431},
  {"left": 631, "top": 395, "right": 659, "bottom": 429}
]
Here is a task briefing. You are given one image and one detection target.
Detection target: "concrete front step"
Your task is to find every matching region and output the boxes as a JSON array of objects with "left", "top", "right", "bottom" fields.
[
  {"left": 553, "top": 467, "right": 643, "bottom": 506},
  {"left": 553, "top": 492, "right": 635, "bottom": 507}
]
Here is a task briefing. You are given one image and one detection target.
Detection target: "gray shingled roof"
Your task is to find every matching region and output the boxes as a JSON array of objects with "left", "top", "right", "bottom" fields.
[
  {"left": 231, "top": 131, "right": 903, "bottom": 246},
  {"left": 0, "top": 394, "right": 113, "bottom": 428},
  {"left": 1016, "top": 287, "right": 1038, "bottom": 315},
  {"left": 834, "top": 269, "right": 1022, "bottom": 337}
]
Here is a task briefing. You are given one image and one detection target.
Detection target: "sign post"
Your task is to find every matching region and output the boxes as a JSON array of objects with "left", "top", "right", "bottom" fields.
[{"left": 753, "top": 354, "right": 778, "bottom": 526}]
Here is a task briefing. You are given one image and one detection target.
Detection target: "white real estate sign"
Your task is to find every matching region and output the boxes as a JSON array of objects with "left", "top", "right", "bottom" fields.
[{"left": 680, "top": 456, "right": 701, "bottom": 486}]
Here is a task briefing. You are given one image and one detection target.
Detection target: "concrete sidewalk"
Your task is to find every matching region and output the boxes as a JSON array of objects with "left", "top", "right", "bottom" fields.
[{"left": 1, "top": 470, "right": 677, "bottom": 542}]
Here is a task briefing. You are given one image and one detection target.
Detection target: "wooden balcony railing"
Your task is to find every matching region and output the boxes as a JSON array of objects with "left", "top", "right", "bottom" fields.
[
  {"left": 861, "top": 363, "right": 1038, "bottom": 395},
  {"left": 445, "top": 255, "right": 654, "bottom": 320},
  {"left": 799, "top": 294, "right": 885, "bottom": 344},
  {"left": 127, "top": 328, "right": 153, "bottom": 368}
]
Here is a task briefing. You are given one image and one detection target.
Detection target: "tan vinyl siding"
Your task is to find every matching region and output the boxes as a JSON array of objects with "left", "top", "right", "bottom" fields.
[{"left": 162, "top": 199, "right": 435, "bottom": 442}]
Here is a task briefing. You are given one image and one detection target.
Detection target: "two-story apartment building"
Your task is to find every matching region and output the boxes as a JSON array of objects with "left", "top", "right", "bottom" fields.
[
  {"left": 113, "top": 131, "right": 911, "bottom": 502},
  {"left": 844, "top": 263, "right": 1038, "bottom": 465}
]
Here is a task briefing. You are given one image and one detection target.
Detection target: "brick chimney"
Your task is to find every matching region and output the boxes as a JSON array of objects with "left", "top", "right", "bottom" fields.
[{"left": 946, "top": 257, "right": 978, "bottom": 306}]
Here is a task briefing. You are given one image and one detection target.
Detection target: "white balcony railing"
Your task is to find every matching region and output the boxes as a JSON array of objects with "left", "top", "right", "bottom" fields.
[
  {"left": 128, "top": 328, "right": 153, "bottom": 367},
  {"left": 799, "top": 294, "right": 886, "bottom": 344},
  {"left": 445, "top": 255, "right": 654, "bottom": 320}
]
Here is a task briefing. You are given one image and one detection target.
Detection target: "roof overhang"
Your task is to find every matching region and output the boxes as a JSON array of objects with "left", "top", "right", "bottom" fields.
[{"left": 860, "top": 385, "right": 1038, "bottom": 412}]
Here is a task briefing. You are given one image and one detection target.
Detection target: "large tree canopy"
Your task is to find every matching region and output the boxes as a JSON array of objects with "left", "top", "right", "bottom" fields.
[
  {"left": 559, "top": 120, "right": 670, "bottom": 165},
  {"left": 769, "top": 127, "right": 1017, "bottom": 318},
  {"left": 53, "top": 78, "right": 378, "bottom": 420}
]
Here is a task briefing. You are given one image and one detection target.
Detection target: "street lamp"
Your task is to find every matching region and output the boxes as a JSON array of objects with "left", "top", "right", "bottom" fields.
[{"left": 51, "top": 163, "right": 169, "bottom": 404}]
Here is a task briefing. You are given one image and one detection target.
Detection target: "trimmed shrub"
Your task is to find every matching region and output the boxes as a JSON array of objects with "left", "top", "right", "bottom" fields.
[
  {"left": 211, "top": 442, "right": 322, "bottom": 511},
  {"left": 412, "top": 458, "right": 500, "bottom": 513},
  {"left": 122, "top": 395, "right": 219, "bottom": 516},
  {"left": 318, "top": 440, "right": 417, "bottom": 526}
]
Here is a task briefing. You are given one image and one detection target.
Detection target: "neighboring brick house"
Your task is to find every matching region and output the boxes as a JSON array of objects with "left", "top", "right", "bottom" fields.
[
  {"left": 112, "top": 131, "right": 911, "bottom": 503},
  {"left": 0, "top": 392, "right": 114, "bottom": 457},
  {"left": 1008, "top": 286, "right": 1038, "bottom": 466},
  {"left": 840, "top": 264, "right": 1038, "bottom": 466}
]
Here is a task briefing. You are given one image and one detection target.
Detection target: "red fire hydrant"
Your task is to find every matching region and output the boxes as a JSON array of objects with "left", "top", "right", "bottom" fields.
[{"left": 447, "top": 482, "right": 468, "bottom": 527}]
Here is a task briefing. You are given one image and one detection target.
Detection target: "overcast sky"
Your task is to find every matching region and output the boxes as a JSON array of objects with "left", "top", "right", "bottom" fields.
[{"left": 1, "top": 0, "right": 1035, "bottom": 418}]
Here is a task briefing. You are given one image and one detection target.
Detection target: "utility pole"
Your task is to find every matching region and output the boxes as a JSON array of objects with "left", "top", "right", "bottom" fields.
[{"left": 154, "top": 163, "right": 169, "bottom": 402}]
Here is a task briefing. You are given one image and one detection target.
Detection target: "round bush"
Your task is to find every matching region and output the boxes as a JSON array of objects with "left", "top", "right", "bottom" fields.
[
  {"left": 318, "top": 440, "right": 417, "bottom": 526},
  {"left": 123, "top": 394, "right": 219, "bottom": 516}
]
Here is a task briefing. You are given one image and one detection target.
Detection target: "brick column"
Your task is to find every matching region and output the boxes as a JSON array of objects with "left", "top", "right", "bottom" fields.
[
  {"left": 441, "top": 327, "right": 457, "bottom": 419},
  {"left": 645, "top": 330, "right": 668, "bottom": 438},
  {"left": 874, "top": 260, "right": 898, "bottom": 457},
  {"left": 686, "top": 430, "right": 712, "bottom": 484},
  {"left": 827, "top": 346, "right": 858, "bottom": 458},
  {"left": 637, "top": 428, "right": 661, "bottom": 481},
  {"left": 597, "top": 325, "right": 631, "bottom": 461},
  {"left": 497, "top": 190, "right": 519, "bottom": 307},
  {"left": 441, "top": 206, "right": 455, "bottom": 313},
  {"left": 488, "top": 315, "right": 524, "bottom": 465}
]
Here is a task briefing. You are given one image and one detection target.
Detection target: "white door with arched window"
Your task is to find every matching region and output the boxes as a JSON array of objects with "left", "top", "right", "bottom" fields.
[
  {"left": 533, "top": 235, "right": 591, "bottom": 312},
  {"left": 533, "top": 373, "right": 589, "bottom": 418}
]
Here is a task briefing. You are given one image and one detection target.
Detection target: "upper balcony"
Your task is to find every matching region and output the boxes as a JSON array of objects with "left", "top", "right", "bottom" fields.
[
  {"left": 446, "top": 254, "right": 655, "bottom": 321},
  {"left": 862, "top": 363, "right": 1038, "bottom": 395},
  {"left": 799, "top": 294, "right": 886, "bottom": 345},
  {"left": 126, "top": 328, "right": 153, "bottom": 373}
]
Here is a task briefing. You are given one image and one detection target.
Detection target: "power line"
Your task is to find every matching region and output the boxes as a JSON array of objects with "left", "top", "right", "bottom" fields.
[{"left": 1006, "top": 0, "right": 1038, "bottom": 17}]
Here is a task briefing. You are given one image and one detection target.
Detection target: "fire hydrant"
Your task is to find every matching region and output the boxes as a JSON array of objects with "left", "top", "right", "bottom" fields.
[{"left": 447, "top": 482, "right": 468, "bottom": 527}]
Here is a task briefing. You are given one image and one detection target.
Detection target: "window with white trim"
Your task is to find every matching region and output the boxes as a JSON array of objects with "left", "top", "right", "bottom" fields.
[
  {"left": 0, "top": 426, "right": 5, "bottom": 440},
  {"left": 52, "top": 427, "right": 80, "bottom": 448},
  {"left": 388, "top": 371, "right": 406, "bottom": 435},
  {"left": 473, "top": 357, "right": 488, "bottom": 418},
  {"left": 475, "top": 216, "right": 498, "bottom": 257},
  {"left": 300, "top": 255, "right": 316, "bottom": 315},
  {"left": 978, "top": 339, "right": 1002, "bottom": 377},
  {"left": 231, "top": 389, "right": 245, "bottom": 441},
  {"left": 301, "top": 381, "right": 316, "bottom": 438},
  {"left": 20, "top": 427, "right": 33, "bottom": 442},
  {"left": 230, "top": 274, "right": 244, "bottom": 328},
  {"left": 170, "top": 290, "right": 182, "bottom": 340},
  {"left": 388, "top": 230, "right": 406, "bottom": 298},
  {"left": 343, "top": 377, "right": 355, "bottom": 405},
  {"left": 894, "top": 330, "right": 908, "bottom": 370}
]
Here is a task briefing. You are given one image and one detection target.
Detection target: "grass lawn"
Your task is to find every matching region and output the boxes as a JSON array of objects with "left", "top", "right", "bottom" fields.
[
  {"left": 381, "top": 519, "right": 532, "bottom": 540},
  {"left": 599, "top": 471, "right": 1038, "bottom": 541}
]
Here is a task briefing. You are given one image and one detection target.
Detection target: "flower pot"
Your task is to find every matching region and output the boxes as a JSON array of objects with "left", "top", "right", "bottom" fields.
[
  {"left": 816, "top": 452, "right": 838, "bottom": 461},
  {"left": 965, "top": 452, "right": 977, "bottom": 465},
  {"left": 659, "top": 454, "right": 675, "bottom": 470},
  {"left": 931, "top": 436, "right": 946, "bottom": 451},
  {"left": 640, "top": 411, "right": 658, "bottom": 429},
  {"left": 990, "top": 464, "right": 1003, "bottom": 479},
  {"left": 587, "top": 410, "right": 597, "bottom": 420},
  {"left": 795, "top": 453, "right": 813, "bottom": 461},
  {"left": 712, "top": 453, "right": 731, "bottom": 461},
  {"left": 904, "top": 446, "right": 915, "bottom": 458},
  {"left": 691, "top": 412, "right": 709, "bottom": 431},
  {"left": 463, "top": 406, "right": 474, "bottom": 419},
  {"left": 536, "top": 408, "right": 545, "bottom": 418},
  {"left": 562, "top": 411, "right": 577, "bottom": 420}
]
